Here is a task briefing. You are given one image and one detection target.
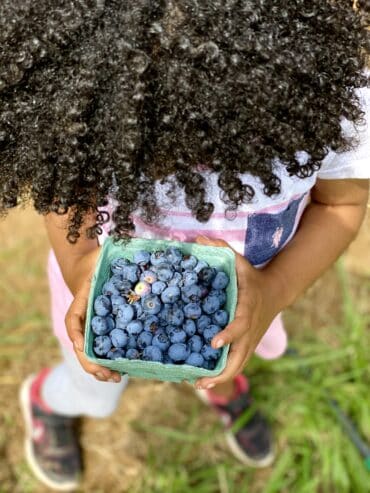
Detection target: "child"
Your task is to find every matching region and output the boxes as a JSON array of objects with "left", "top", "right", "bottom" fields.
[{"left": 0, "top": 0, "right": 369, "bottom": 490}]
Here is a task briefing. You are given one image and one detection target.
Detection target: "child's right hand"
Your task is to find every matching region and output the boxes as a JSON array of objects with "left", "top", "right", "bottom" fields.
[{"left": 64, "top": 248, "right": 122, "bottom": 383}]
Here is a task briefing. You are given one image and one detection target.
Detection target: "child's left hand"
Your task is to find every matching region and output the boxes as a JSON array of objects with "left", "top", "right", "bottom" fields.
[{"left": 194, "top": 235, "right": 284, "bottom": 390}]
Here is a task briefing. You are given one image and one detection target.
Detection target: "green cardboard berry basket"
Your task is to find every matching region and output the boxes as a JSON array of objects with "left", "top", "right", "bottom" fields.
[{"left": 84, "top": 237, "right": 237, "bottom": 383}]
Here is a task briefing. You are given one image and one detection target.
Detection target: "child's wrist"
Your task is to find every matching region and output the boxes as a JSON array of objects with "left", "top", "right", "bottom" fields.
[{"left": 260, "top": 264, "right": 293, "bottom": 313}]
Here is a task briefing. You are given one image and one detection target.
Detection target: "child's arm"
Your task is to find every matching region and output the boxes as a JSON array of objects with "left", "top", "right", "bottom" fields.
[
  {"left": 195, "top": 178, "right": 369, "bottom": 390},
  {"left": 45, "top": 212, "right": 122, "bottom": 383}
]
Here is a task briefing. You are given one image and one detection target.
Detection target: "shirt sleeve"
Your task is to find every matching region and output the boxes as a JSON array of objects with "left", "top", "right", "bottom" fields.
[{"left": 318, "top": 85, "right": 370, "bottom": 180}]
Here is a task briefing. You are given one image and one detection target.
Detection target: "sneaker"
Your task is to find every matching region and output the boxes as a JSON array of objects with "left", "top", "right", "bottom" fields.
[
  {"left": 196, "top": 374, "right": 275, "bottom": 467},
  {"left": 19, "top": 369, "right": 82, "bottom": 491}
]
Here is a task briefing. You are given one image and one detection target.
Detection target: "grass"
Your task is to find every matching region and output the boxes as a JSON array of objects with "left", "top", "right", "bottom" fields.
[{"left": 0, "top": 208, "right": 369, "bottom": 492}]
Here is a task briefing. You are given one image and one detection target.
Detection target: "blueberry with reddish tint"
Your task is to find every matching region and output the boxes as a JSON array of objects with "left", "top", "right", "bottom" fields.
[
  {"left": 185, "top": 353, "right": 204, "bottom": 367},
  {"left": 111, "top": 257, "right": 129, "bottom": 275},
  {"left": 152, "top": 332, "right": 170, "bottom": 351},
  {"left": 140, "top": 270, "right": 157, "bottom": 284},
  {"left": 143, "top": 315, "right": 159, "bottom": 333},
  {"left": 94, "top": 295, "right": 111, "bottom": 316},
  {"left": 168, "top": 272, "right": 182, "bottom": 287},
  {"left": 198, "top": 267, "right": 217, "bottom": 286},
  {"left": 211, "top": 271, "right": 229, "bottom": 290},
  {"left": 126, "top": 348, "right": 140, "bottom": 360},
  {"left": 165, "top": 247, "right": 183, "bottom": 265},
  {"left": 196, "top": 315, "right": 211, "bottom": 333},
  {"left": 151, "top": 280, "right": 166, "bottom": 295},
  {"left": 134, "top": 250, "right": 151, "bottom": 266},
  {"left": 93, "top": 335, "right": 112, "bottom": 356},
  {"left": 142, "top": 345, "right": 163, "bottom": 362},
  {"left": 126, "top": 320, "right": 143, "bottom": 336},
  {"left": 184, "top": 319, "right": 196, "bottom": 336},
  {"left": 182, "top": 271, "right": 198, "bottom": 287},
  {"left": 212, "top": 309, "right": 229, "bottom": 327},
  {"left": 201, "top": 344, "right": 221, "bottom": 361},
  {"left": 203, "top": 324, "right": 221, "bottom": 344},
  {"left": 169, "top": 328, "right": 187, "bottom": 344},
  {"left": 184, "top": 302, "right": 202, "bottom": 319},
  {"left": 161, "top": 286, "right": 180, "bottom": 304},
  {"left": 110, "top": 328, "right": 128, "bottom": 348},
  {"left": 121, "top": 263, "right": 140, "bottom": 283},
  {"left": 181, "top": 284, "right": 201, "bottom": 303},
  {"left": 102, "top": 280, "right": 119, "bottom": 296},
  {"left": 209, "top": 289, "right": 227, "bottom": 307},
  {"left": 137, "top": 331, "right": 153, "bottom": 349},
  {"left": 168, "top": 343, "right": 189, "bottom": 362},
  {"left": 188, "top": 334, "right": 203, "bottom": 353},
  {"left": 111, "top": 275, "right": 132, "bottom": 294},
  {"left": 91, "top": 316, "right": 110, "bottom": 335},
  {"left": 111, "top": 294, "right": 126, "bottom": 315},
  {"left": 107, "top": 348, "right": 125, "bottom": 360},
  {"left": 116, "top": 304, "right": 134, "bottom": 325},
  {"left": 202, "top": 292, "right": 221, "bottom": 314},
  {"left": 134, "top": 281, "right": 151, "bottom": 297},
  {"left": 181, "top": 255, "right": 197, "bottom": 271},
  {"left": 156, "top": 263, "right": 173, "bottom": 282},
  {"left": 150, "top": 250, "right": 167, "bottom": 266},
  {"left": 194, "top": 259, "right": 209, "bottom": 274},
  {"left": 142, "top": 294, "right": 161, "bottom": 315},
  {"left": 127, "top": 335, "right": 137, "bottom": 349}
]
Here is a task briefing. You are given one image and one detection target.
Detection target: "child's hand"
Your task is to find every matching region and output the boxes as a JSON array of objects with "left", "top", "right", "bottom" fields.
[
  {"left": 65, "top": 248, "right": 122, "bottom": 383},
  {"left": 194, "top": 236, "right": 283, "bottom": 390}
]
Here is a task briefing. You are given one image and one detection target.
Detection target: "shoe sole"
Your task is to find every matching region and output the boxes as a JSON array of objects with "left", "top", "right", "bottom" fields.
[
  {"left": 195, "top": 388, "right": 275, "bottom": 468},
  {"left": 19, "top": 375, "right": 80, "bottom": 492}
]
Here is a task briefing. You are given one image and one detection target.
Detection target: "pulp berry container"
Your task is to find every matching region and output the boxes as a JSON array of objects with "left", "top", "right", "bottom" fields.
[{"left": 84, "top": 237, "right": 238, "bottom": 383}]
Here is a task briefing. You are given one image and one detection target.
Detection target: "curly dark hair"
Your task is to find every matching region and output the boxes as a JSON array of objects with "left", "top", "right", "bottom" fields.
[{"left": 0, "top": 0, "right": 368, "bottom": 241}]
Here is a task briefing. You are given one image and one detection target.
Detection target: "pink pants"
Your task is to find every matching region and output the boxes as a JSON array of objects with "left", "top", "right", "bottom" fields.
[{"left": 48, "top": 250, "right": 288, "bottom": 360}]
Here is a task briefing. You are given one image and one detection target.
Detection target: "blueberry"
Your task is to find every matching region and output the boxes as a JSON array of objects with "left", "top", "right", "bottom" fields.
[
  {"left": 110, "top": 294, "right": 126, "bottom": 315},
  {"left": 121, "top": 263, "right": 140, "bottom": 283},
  {"left": 143, "top": 315, "right": 160, "bottom": 333},
  {"left": 198, "top": 267, "right": 217, "bottom": 286},
  {"left": 169, "top": 328, "right": 187, "bottom": 344},
  {"left": 126, "top": 348, "right": 140, "bottom": 360},
  {"left": 142, "top": 345, "right": 163, "bottom": 362},
  {"left": 110, "top": 328, "right": 128, "bottom": 348},
  {"left": 132, "top": 301, "right": 144, "bottom": 319},
  {"left": 168, "top": 272, "right": 183, "bottom": 287},
  {"left": 152, "top": 332, "right": 170, "bottom": 351},
  {"left": 184, "top": 302, "right": 202, "bottom": 319},
  {"left": 151, "top": 281, "right": 167, "bottom": 295},
  {"left": 182, "top": 271, "right": 198, "bottom": 287},
  {"left": 137, "top": 331, "right": 153, "bottom": 349},
  {"left": 140, "top": 269, "right": 157, "bottom": 284},
  {"left": 168, "top": 343, "right": 189, "bottom": 362},
  {"left": 199, "top": 285, "right": 210, "bottom": 299},
  {"left": 150, "top": 250, "right": 167, "bottom": 266},
  {"left": 181, "top": 284, "right": 202, "bottom": 303},
  {"left": 163, "top": 353, "right": 174, "bottom": 364},
  {"left": 111, "top": 275, "right": 132, "bottom": 294},
  {"left": 94, "top": 295, "right": 111, "bottom": 316},
  {"left": 212, "top": 309, "right": 229, "bottom": 327},
  {"left": 106, "top": 315, "right": 115, "bottom": 331},
  {"left": 185, "top": 353, "right": 205, "bottom": 367},
  {"left": 201, "top": 344, "right": 221, "bottom": 361},
  {"left": 126, "top": 320, "right": 143, "bottom": 336},
  {"left": 194, "top": 259, "right": 209, "bottom": 274},
  {"left": 142, "top": 294, "right": 162, "bottom": 315},
  {"left": 161, "top": 286, "right": 181, "bottom": 304},
  {"left": 202, "top": 293, "right": 221, "bottom": 314},
  {"left": 183, "top": 319, "right": 196, "bottom": 336},
  {"left": 211, "top": 271, "right": 229, "bottom": 290},
  {"left": 163, "top": 305, "right": 185, "bottom": 326},
  {"left": 196, "top": 315, "right": 212, "bottom": 334},
  {"left": 134, "top": 281, "right": 151, "bottom": 297},
  {"left": 203, "top": 359, "right": 216, "bottom": 370},
  {"left": 156, "top": 263, "right": 174, "bottom": 282},
  {"left": 133, "top": 250, "right": 151, "bottom": 266},
  {"left": 209, "top": 289, "right": 227, "bottom": 307},
  {"left": 93, "top": 335, "right": 112, "bottom": 356},
  {"left": 188, "top": 334, "right": 203, "bottom": 353},
  {"left": 127, "top": 335, "right": 137, "bottom": 349},
  {"left": 107, "top": 348, "right": 125, "bottom": 360},
  {"left": 116, "top": 304, "right": 134, "bottom": 324},
  {"left": 111, "top": 257, "right": 130, "bottom": 275},
  {"left": 102, "top": 280, "right": 120, "bottom": 296},
  {"left": 91, "top": 316, "right": 109, "bottom": 335},
  {"left": 203, "top": 324, "right": 221, "bottom": 344},
  {"left": 165, "top": 247, "right": 183, "bottom": 265},
  {"left": 181, "top": 255, "right": 197, "bottom": 271}
]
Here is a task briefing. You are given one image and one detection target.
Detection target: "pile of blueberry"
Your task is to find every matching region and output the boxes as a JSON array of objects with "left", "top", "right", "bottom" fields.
[{"left": 91, "top": 247, "right": 230, "bottom": 370}]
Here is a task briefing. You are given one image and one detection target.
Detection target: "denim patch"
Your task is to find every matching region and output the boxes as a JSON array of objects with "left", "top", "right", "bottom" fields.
[{"left": 244, "top": 195, "right": 304, "bottom": 266}]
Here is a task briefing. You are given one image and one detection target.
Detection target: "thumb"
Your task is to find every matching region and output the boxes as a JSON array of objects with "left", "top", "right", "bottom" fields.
[{"left": 195, "top": 235, "right": 230, "bottom": 248}]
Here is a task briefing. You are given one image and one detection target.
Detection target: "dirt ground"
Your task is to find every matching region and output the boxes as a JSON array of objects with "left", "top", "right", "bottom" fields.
[{"left": 0, "top": 207, "right": 369, "bottom": 492}]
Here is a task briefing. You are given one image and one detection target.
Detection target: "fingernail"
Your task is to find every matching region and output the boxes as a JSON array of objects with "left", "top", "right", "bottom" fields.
[
  {"left": 74, "top": 340, "right": 83, "bottom": 352},
  {"left": 215, "top": 339, "right": 224, "bottom": 349},
  {"left": 206, "top": 383, "right": 215, "bottom": 389},
  {"left": 108, "top": 378, "right": 116, "bottom": 383}
]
